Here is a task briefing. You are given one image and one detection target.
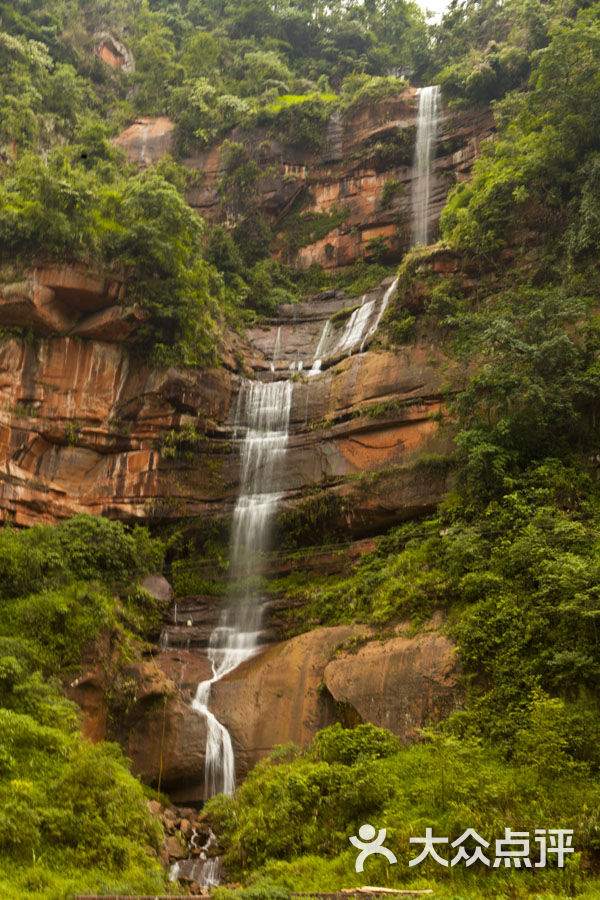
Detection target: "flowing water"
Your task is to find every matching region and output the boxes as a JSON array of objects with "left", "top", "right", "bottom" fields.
[
  {"left": 270, "top": 326, "right": 281, "bottom": 372},
  {"left": 412, "top": 85, "right": 440, "bottom": 247},
  {"left": 310, "top": 280, "right": 399, "bottom": 366},
  {"left": 193, "top": 378, "right": 293, "bottom": 800},
  {"left": 309, "top": 319, "right": 332, "bottom": 375},
  {"left": 336, "top": 294, "right": 373, "bottom": 355},
  {"left": 170, "top": 828, "right": 222, "bottom": 889},
  {"left": 360, "top": 277, "right": 400, "bottom": 352},
  {"left": 174, "top": 85, "right": 441, "bottom": 889}
]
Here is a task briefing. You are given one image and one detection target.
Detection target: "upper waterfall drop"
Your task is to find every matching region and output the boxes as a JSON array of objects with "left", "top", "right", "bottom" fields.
[{"left": 412, "top": 85, "right": 441, "bottom": 247}]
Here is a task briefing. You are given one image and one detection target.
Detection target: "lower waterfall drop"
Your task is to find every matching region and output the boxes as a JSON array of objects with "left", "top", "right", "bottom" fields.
[{"left": 192, "top": 378, "right": 293, "bottom": 800}]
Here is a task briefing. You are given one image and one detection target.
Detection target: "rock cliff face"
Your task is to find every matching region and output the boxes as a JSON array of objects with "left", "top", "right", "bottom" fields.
[
  {"left": 0, "top": 259, "right": 463, "bottom": 529},
  {"left": 1, "top": 94, "right": 492, "bottom": 799},
  {"left": 116, "top": 90, "right": 493, "bottom": 270}
]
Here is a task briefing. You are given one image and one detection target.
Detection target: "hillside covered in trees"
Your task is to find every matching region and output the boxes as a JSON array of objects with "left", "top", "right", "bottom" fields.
[{"left": 3, "top": 0, "right": 600, "bottom": 898}]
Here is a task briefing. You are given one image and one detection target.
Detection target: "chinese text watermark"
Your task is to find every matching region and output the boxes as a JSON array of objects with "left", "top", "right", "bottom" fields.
[{"left": 349, "top": 825, "right": 574, "bottom": 873}]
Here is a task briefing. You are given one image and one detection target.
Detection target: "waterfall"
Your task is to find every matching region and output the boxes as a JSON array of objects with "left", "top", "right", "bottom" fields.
[
  {"left": 170, "top": 828, "right": 222, "bottom": 889},
  {"left": 412, "top": 85, "right": 440, "bottom": 247},
  {"left": 359, "top": 276, "right": 400, "bottom": 352},
  {"left": 193, "top": 379, "right": 293, "bottom": 800},
  {"left": 270, "top": 327, "right": 281, "bottom": 373},
  {"left": 336, "top": 295, "right": 373, "bottom": 355},
  {"left": 309, "top": 319, "right": 332, "bottom": 375}
]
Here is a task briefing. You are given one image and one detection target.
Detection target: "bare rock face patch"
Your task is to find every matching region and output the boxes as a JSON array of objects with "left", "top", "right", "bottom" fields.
[
  {"left": 120, "top": 622, "right": 462, "bottom": 803},
  {"left": 323, "top": 630, "right": 462, "bottom": 741}
]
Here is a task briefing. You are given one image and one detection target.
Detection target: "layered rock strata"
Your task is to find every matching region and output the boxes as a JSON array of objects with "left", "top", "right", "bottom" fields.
[
  {"left": 116, "top": 90, "right": 493, "bottom": 269},
  {"left": 0, "top": 261, "right": 461, "bottom": 529}
]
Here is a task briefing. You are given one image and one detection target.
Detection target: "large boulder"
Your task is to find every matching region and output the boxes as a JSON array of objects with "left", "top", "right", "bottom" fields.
[
  {"left": 323, "top": 629, "right": 462, "bottom": 741},
  {"left": 211, "top": 625, "right": 366, "bottom": 779},
  {"left": 121, "top": 620, "right": 462, "bottom": 803}
]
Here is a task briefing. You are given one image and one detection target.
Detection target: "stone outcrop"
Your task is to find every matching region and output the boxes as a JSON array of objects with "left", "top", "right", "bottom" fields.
[
  {"left": 115, "top": 117, "right": 175, "bottom": 166},
  {"left": 126, "top": 690, "right": 208, "bottom": 801},
  {"left": 211, "top": 626, "right": 363, "bottom": 779},
  {"left": 0, "top": 264, "right": 128, "bottom": 336},
  {"left": 0, "top": 315, "right": 237, "bottom": 525},
  {"left": 95, "top": 32, "right": 135, "bottom": 73},
  {"left": 122, "top": 620, "right": 461, "bottom": 803},
  {"left": 323, "top": 629, "right": 461, "bottom": 741}
]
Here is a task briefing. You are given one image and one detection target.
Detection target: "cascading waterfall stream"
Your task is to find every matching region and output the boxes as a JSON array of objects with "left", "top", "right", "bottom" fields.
[
  {"left": 309, "top": 319, "right": 332, "bottom": 375},
  {"left": 177, "top": 85, "right": 441, "bottom": 887},
  {"left": 412, "top": 85, "right": 440, "bottom": 247},
  {"left": 270, "top": 326, "right": 281, "bottom": 372},
  {"left": 192, "top": 379, "right": 293, "bottom": 801}
]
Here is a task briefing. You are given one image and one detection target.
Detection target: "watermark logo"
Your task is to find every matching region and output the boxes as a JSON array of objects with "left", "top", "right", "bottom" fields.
[
  {"left": 349, "top": 825, "right": 574, "bottom": 871},
  {"left": 349, "top": 824, "right": 398, "bottom": 872}
]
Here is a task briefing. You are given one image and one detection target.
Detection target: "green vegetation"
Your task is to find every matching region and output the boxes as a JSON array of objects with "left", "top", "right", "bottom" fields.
[
  {"left": 275, "top": 492, "right": 348, "bottom": 549},
  {"left": 206, "top": 720, "right": 600, "bottom": 895},
  {"left": 340, "top": 73, "right": 409, "bottom": 115},
  {"left": 380, "top": 178, "right": 403, "bottom": 209},
  {"left": 432, "top": 0, "right": 557, "bottom": 104},
  {"left": 5, "top": 0, "right": 600, "bottom": 897},
  {"left": 0, "top": 146, "right": 224, "bottom": 364},
  {"left": 0, "top": 0, "right": 430, "bottom": 364},
  {"left": 0, "top": 516, "right": 171, "bottom": 898},
  {"left": 441, "top": 3, "right": 600, "bottom": 258},
  {"left": 257, "top": 92, "right": 337, "bottom": 151},
  {"left": 279, "top": 203, "right": 350, "bottom": 259}
]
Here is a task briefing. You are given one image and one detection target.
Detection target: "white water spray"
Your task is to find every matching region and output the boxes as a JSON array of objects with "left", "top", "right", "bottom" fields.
[
  {"left": 336, "top": 295, "right": 373, "bottom": 355},
  {"left": 309, "top": 319, "right": 332, "bottom": 375},
  {"left": 194, "top": 379, "right": 293, "bottom": 799},
  {"left": 412, "top": 85, "right": 440, "bottom": 247},
  {"left": 360, "top": 277, "right": 400, "bottom": 352},
  {"left": 270, "top": 327, "right": 281, "bottom": 372}
]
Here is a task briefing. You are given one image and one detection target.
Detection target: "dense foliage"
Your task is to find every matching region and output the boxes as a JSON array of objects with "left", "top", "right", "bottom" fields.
[
  {"left": 207, "top": 720, "right": 600, "bottom": 896},
  {"left": 0, "top": 516, "right": 170, "bottom": 898},
  {"left": 0, "top": 0, "right": 430, "bottom": 361},
  {"left": 441, "top": 2, "right": 600, "bottom": 254}
]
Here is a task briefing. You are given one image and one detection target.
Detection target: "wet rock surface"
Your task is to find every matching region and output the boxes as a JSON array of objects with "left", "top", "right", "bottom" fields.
[
  {"left": 149, "top": 800, "right": 225, "bottom": 895},
  {"left": 121, "top": 616, "right": 462, "bottom": 804}
]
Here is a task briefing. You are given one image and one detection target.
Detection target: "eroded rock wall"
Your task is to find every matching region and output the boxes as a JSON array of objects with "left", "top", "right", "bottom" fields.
[
  {"left": 0, "top": 260, "right": 462, "bottom": 530},
  {"left": 116, "top": 90, "right": 494, "bottom": 270}
]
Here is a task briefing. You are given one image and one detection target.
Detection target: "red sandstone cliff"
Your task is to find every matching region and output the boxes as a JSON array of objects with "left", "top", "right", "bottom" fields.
[{"left": 0, "top": 99, "right": 491, "bottom": 796}]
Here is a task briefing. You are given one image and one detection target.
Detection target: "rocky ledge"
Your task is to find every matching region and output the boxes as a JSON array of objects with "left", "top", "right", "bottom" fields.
[
  {"left": 0, "top": 255, "right": 465, "bottom": 530},
  {"left": 120, "top": 615, "right": 461, "bottom": 804}
]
